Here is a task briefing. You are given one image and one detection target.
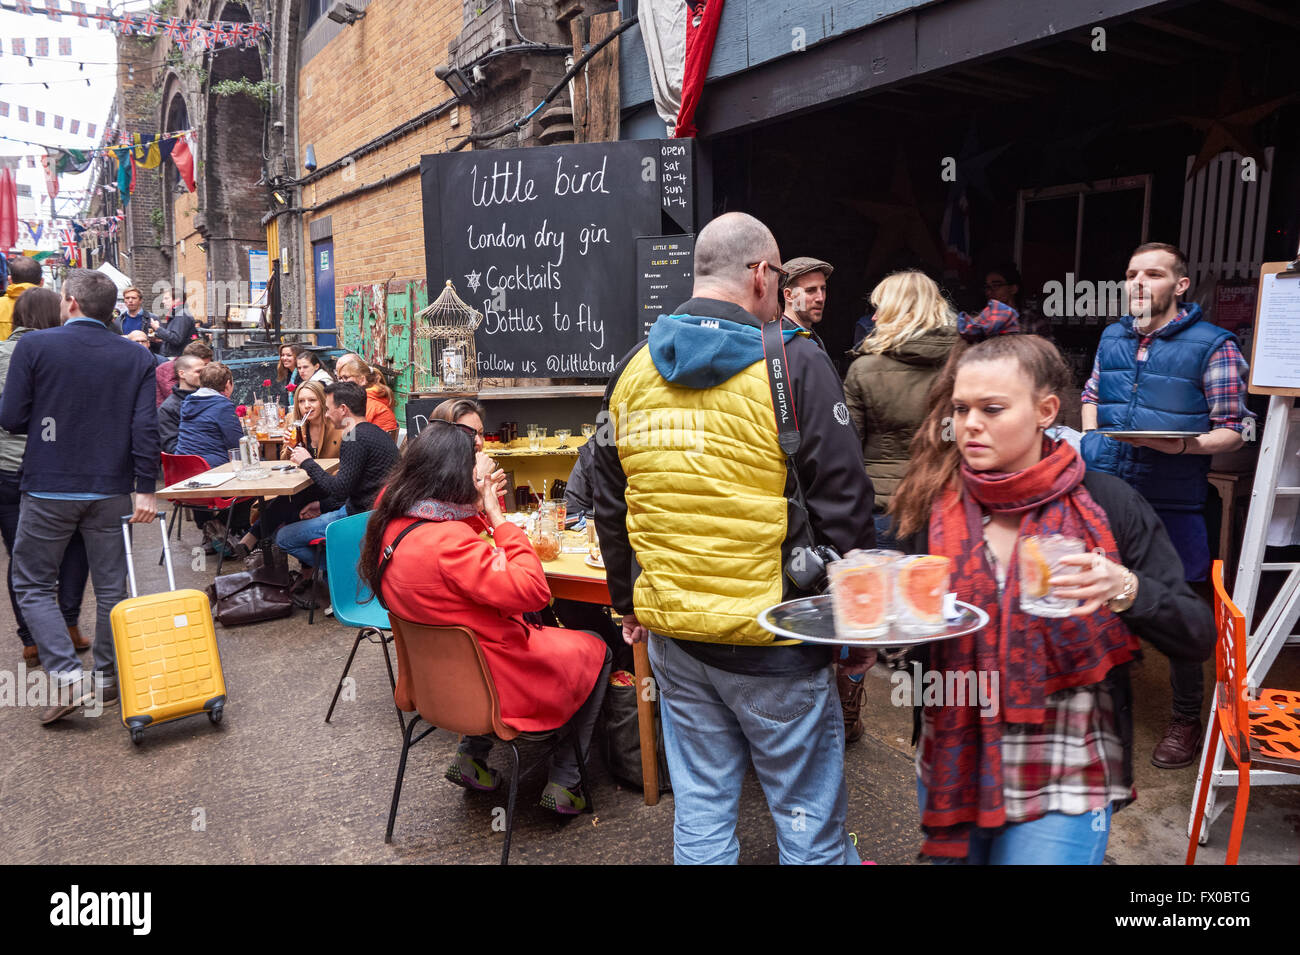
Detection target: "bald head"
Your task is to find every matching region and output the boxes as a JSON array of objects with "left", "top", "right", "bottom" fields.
[
  {"left": 692, "top": 212, "right": 783, "bottom": 321},
  {"left": 127, "top": 330, "right": 151, "bottom": 347}
]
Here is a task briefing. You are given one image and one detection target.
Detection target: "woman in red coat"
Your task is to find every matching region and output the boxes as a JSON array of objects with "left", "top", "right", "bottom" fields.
[{"left": 360, "top": 420, "right": 610, "bottom": 814}]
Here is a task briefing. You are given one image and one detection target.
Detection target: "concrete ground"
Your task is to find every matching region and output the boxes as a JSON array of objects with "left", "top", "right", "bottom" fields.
[{"left": 1, "top": 518, "right": 1297, "bottom": 865}]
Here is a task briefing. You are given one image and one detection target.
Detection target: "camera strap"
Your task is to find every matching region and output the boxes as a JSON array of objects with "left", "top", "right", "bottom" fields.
[{"left": 760, "top": 319, "right": 817, "bottom": 552}]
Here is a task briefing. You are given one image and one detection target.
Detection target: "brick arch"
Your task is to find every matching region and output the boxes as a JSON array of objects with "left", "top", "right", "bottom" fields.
[{"left": 199, "top": 0, "right": 269, "bottom": 323}]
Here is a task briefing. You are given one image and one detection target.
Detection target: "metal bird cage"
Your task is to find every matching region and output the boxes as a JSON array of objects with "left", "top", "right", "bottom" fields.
[{"left": 412, "top": 280, "right": 482, "bottom": 393}]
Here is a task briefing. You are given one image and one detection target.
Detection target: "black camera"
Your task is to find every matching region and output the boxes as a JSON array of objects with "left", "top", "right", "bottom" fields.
[{"left": 784, "top": 543, "right": 843, "bottom": 593}]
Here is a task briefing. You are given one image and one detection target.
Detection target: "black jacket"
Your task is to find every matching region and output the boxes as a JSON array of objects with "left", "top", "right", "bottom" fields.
[
  {"left": 593, "top": 296, "right": 875, "bottom": 676},
  {"left": 904, "top": 468, "right": 1215, "bottom": 797},
  {"left": 154, "top": 308, "right": 199, "bottom": 358},
  {"left": 157, "top": 384, "right": 197, "bottom": 454}
]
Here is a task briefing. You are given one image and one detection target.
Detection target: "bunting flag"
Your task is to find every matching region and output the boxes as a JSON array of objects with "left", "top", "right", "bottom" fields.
[
  {"left": 2, "top": 5, "right": 269, "bottom": 48},
  {"left": 60, "top": 227, "right": 81, "bottom": 267},
  {"left": 39, "top": 151, "right": 58, "bottom": 200},
  {"left": 131, "top": 133, "right": 161, "bottom": 169},
  {"left": 675, "top": 0, "right": 725, "bottom": 138},
  {"left": 0, "top": 101, "right": 106, "bottom": 133},
  {"left": 112, "top": 146, "right": 132, "bottom": 206},
  {"left": 24, "top": 220, "right": 43, "bottom": 244},
  {"left": 0, "top": 36, "right": 77, "bottom": 56},
  {"left": 170, "top": 132, "right": 195, "bottom": 192}
]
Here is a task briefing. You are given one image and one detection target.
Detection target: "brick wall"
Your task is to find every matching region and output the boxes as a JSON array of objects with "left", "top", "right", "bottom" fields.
[
  {"left": 117, "top": 35, "right": 168, "bottom": 295},
  {"left": 297, "top": 0, "right": 468, "bottom": 320},
  {"left": 172, "top": 191, "right": 206, "bottom": 315}
]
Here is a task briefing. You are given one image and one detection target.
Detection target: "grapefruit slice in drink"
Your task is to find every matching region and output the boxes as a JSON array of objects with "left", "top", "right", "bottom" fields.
[
  {"left": 830, "top": 562, "right": 891, "bottom": 635},
  {"left": 1019, "top": 537, "right": 1052, "bottom": 599},
  {"left": 897, "top": 556, "right": 950, "bottom": 625}
]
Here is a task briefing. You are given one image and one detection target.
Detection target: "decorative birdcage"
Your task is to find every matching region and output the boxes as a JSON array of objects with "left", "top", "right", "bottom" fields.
[{"left": 412, "top": 280, "right": 482, "bottom": 393}]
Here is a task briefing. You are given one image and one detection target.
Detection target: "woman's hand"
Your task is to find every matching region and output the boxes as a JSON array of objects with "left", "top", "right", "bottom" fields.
[{"left": 1051, "top": 552, "right": 1130, "bottom": 616}]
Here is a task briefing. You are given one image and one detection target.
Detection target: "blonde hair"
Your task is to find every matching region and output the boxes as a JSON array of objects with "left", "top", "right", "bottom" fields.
[
  {"left": 293, "top": 379, "right": 328, "bottom": 419},
  {"left": 860, "top": 270, "right": 955, "bottom": 355}
]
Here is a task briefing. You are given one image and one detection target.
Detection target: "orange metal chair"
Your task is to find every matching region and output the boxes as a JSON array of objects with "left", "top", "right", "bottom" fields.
[
  {"left": 160, "top": 453, "right": 252, "bottom": 575},
  {"left": 382, "top": 616, "right": 594, "bottom": 865},
  {"left": 1187, "top": 561, "right": 1300, "bottom": 864}
]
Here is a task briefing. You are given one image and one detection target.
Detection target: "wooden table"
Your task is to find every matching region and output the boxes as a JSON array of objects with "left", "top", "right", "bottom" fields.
[
  {"left": 158, "top": 459, "right": 339, "bottom": 501},
  {"left": 543, "top": 551, "right": 660, "bottom": 806}
]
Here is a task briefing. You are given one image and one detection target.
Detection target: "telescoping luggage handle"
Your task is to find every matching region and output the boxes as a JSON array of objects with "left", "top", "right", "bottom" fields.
[{"left": 120, "top": 512, "right": 175, "bottom": 599}]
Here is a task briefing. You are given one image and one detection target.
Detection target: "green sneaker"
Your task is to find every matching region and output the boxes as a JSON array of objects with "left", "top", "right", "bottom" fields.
[
  {"left": 540, "top": 781, "right": 587, "bottom": 815},
  {"left": 445, "top": 752, "right": 500, "bottom": 791}
]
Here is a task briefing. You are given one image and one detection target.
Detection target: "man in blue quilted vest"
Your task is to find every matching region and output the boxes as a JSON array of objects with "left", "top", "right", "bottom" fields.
[{"left": 1080, "top": 242, "right": 1253, "bottom": 769}]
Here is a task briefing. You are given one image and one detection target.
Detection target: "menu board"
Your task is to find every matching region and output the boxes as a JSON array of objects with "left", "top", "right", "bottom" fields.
[
  {"left": 422, "top": 139, "right": 695, "bottom": 378},
  {"left": 636, "top": 234, "right": 695, "bottom": 337},
  {"left": 1249, "top": 267, "right": 1300, "bottom": 394}
]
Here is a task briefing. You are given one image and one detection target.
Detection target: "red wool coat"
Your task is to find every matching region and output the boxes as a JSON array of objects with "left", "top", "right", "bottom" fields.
[{"left": 378, "top": 516, "right": 605, "bottom": 732}]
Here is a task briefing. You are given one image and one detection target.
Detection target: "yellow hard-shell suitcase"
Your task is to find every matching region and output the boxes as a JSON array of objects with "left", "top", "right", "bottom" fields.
[{"left": 110, "top": 513, "right": 227, "bottom": 744}]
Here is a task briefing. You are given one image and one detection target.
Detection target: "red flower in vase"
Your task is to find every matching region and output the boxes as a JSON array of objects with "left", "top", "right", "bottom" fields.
[
  {"left": 286, "top": 383, "right": 297, "bottom": 392},
  {"left": 235, "top": 405, "right": 248, "bottom": 417},
  {"left": 263, "top": 379, "right": 272, "bottom": 387}
]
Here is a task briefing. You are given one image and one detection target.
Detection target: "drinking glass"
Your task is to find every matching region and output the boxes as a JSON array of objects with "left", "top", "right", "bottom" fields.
[
  {"left": 228, "top": 449, "right": 243, "bottom": 475},
  {"left": 828, "top": 550, "right": 900, "bottom": 639},
  {"left": 581, "top": 423, "right": 596, "bottom": 441},
  {"left": 529, "top": 426, "right": 547, "bottom": 451},
  {"left": 1018, "top": 535, "right": 1085, "bottom": 617},
  {"left": 894, "top": 554, "right": 952, "bottom": 635},
  {"left": 554, "top": 428, "right": 572, "bottom": 448}
]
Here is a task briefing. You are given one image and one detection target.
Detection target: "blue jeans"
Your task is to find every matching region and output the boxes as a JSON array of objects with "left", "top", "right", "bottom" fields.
[
  {"left": 916, "top": 778, "right": 1111, "bottom": 864},
  {"left": 12, "top": 493, "right": 133, "bottom": 681},
  {"left": 648, "top": 632, "right": 859, "bottom": 865},
  {"left": 1154, "top": 508, "right": 1209, "bottom": 719},
  {"left": 0, "top": 469, "right": 87, "bottom": 646},
  {"left": 275, "top": 504, "right": 348, "bottom": 567},
  {"left": 873, "top": 512, "right": 901, "bottom": 552}
]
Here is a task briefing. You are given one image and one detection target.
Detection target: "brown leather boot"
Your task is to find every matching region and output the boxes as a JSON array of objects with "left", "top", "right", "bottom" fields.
[
  {"left": 837, "top": 667, "right": 866, "bottom": 744},
  {"left": 68, "top": 625, "right": 91, "bottom": 651},
  {"left": 1151, "top": 716, "right": 1203, "bottom": 769},
  {"left": 22, "top": 644, "right": 40, "bottom": 665}
]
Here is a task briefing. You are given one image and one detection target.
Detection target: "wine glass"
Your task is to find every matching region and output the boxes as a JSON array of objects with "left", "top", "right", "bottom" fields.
[
  {"left": 554, "top": 428, "right": 572, "bottom": 448},
  {"left": 581, "top": 423, "right": 596, "bottom": 441}
]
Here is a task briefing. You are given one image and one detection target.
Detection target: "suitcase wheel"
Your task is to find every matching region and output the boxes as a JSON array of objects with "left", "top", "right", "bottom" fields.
[
  {"left": 130, "top": 728, "right": 143, "bottom": 746},
  {"left": 209, "top": 706, "right": 223, "bottom": 725}
]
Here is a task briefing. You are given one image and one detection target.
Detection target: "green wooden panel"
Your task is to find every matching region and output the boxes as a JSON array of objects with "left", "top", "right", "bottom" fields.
[
  {"left": 402, "top": 279, "right": 430, "bottom": 421},
  {"left": 385, "top": 283, "right": 413, "bottom": 425},
  {"left": 341, "top": 288, "right": 364, "bottom": 355}
]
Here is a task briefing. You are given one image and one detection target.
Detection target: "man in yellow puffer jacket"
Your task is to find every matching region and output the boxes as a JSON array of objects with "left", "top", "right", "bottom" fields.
[
  {"left": 593, "top": 213, "right": 875, "bottom": 864},
  {"left": 0, "top": 255, "right": 44, "bottom": 342}
]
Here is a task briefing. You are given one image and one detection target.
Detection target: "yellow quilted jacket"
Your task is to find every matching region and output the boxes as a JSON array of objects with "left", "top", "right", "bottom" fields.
[{"left": 609, "top": 345, "right": 794, "bottom": 646}]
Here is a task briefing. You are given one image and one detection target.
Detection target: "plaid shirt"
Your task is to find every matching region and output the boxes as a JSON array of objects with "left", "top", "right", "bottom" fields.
[{"left": 1081, "top": 309, "right": 1253, "bottom": 433}]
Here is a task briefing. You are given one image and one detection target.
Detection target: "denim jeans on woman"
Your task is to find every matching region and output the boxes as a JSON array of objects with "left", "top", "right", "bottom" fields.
[
  {"left": 648, "top": 632, "right": 859, "bottom": 865},
  {"left": 915, "top": 777, "right": 1112, "bottom": 864},
  {"left": 0, "top": 469, "right": 88, "bottom": 647},
  {"left": 275, "top": 504, "right": 348, "bottom": 567}
]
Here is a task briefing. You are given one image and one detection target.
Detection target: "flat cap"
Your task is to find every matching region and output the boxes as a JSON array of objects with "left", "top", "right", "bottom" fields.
[{"left": 781, "top": 256, "right": 833, "bottom": 286}]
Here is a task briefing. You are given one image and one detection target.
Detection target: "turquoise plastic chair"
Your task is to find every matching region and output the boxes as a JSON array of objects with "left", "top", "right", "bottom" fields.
[{"left": 322, "top": 510, "right": 404, "bottom": 733}]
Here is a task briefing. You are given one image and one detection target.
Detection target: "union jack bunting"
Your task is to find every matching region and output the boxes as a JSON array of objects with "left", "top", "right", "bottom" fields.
[
  {"left": 18, "top": 106, "right": 28, "bottom": 122},
  {"left": 70, "top": 2, "right": 89, "bottom": 27},
  {"left": 45, "top": 0, "right": 61, "bottom": 20},
  {"left": 183, "top": 20, "right": 201, "bottom": 43},
  {"left": 14, "top": 0, "right": 33, "bottom": 14},
  {"left": 0, "top": 102, "right": 7, "bottom": 117},
  {"left": 94, "top": 6, "right": 113, "bottom": 29},
  {"left": 117, "top": 15, "right": 138, "bottom": 36},
  {"left": 202, "top": 26, "right": 219, "bottom": 50},
  {"left": 69, "top": 118, "right": 79, "bottom": 133},
  {"left": 139, "top": 14, "right": 160, "bottom": 37},
  {"left": 163, "top": 17, "right": 185, "bottom": 42},
  {"left": 61, "top": 229, "right": 80, "bottom": 266},
  {"left": 35, "top": 111, "right": 44, "bottom": 126},
  {"left": 87, "top": 122, "right": 96, "bottom": 138},
  {"left": 58, "top": 37, "right": 71, "bottom": 55},
  {"left": 35, "top": 38, "right": 49, "bottom": 57},
  {"left": 53, "top": 115, "right": 63, "bottom": 129},
  {"left": 11, "top": 39, "right": 25, "bottom": 56}
]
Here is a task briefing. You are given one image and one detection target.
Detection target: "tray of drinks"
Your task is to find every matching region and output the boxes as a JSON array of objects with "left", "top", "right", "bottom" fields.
[{"left": 757, "top": 595, "right": 988, "bottom": 647}]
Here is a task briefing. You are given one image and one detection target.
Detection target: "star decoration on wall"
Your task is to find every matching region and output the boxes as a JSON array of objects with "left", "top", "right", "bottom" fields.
[{"left": 464, "top": 270, "right": 482, "bottom": 293}]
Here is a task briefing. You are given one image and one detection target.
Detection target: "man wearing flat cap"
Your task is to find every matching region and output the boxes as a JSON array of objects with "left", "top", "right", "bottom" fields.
[{"left": 780, "top": 256, "right": 833, "bottom": 350}]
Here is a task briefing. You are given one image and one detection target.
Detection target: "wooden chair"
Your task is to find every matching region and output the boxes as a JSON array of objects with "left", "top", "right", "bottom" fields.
[
  {"left": 383, "top": 616, "right": 594, "bottom": 865},
  {"left": 1187, "top": 561, "right": 1300, "bottom": 864}
]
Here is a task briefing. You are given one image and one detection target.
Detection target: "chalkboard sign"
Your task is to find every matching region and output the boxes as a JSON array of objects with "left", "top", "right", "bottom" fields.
[
  {"left": 421, "top": 139, "right": 695, "bottom": 378},
  {"left": 404, "top": 395, "right": 457, "bottom": 440},
  {"left": 636, "top": 234, "right": 695, "bottom": 338}
]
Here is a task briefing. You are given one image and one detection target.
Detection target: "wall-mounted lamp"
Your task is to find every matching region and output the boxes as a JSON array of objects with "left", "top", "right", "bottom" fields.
[
  {"left": 326, "top": 2, "right": 367, "bottom": 25},
  {"left": 435, "top": 64, "right": 475, "bottom": 101}
]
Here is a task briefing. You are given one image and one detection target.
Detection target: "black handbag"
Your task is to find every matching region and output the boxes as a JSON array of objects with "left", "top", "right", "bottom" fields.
[{"left": 211, "top": 564, "right": 295, "bottom": 627}]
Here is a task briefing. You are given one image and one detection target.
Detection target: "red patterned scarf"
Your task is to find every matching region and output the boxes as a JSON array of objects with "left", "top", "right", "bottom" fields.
[{"left": 921, "top": 438, "right": 1137, "bottom": 857}]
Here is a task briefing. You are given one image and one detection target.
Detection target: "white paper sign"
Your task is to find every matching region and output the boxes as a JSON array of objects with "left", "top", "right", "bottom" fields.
[{"left": 1252, "top": 273, "right": 1300, "bottom": 390}]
